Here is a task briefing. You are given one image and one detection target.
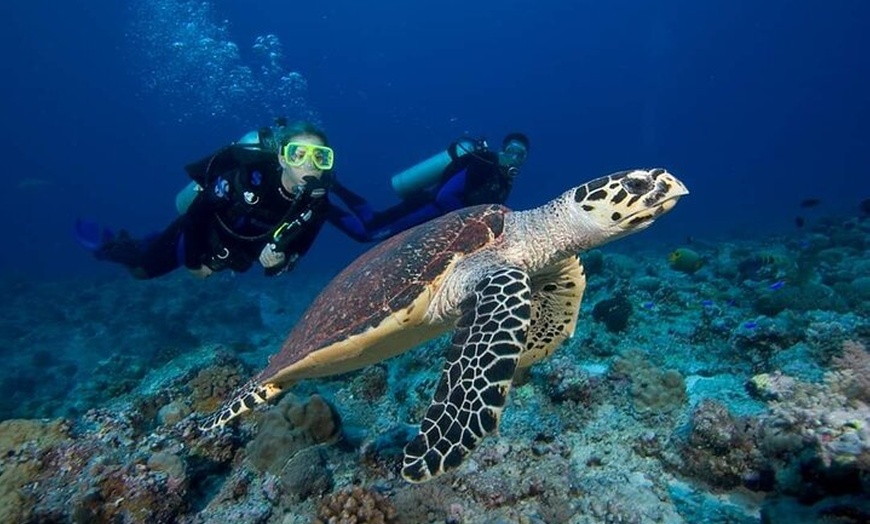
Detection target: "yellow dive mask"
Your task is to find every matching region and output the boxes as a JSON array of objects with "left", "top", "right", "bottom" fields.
[{"left": 281, "top": 142, "right": 335, "bottom": 170}]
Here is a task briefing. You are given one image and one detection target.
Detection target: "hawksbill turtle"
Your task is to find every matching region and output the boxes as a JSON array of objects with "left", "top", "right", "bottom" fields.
[{"left": 202, "top": 168, "right": 688, "bottom": 482}]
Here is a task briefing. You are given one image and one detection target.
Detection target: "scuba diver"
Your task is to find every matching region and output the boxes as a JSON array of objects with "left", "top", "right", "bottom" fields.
[
  {"left": 77, "top": 120, "right": 367, "bottom": 279},
  {"left": 330, "top": 132, "right": 530, "bottom": 242}
]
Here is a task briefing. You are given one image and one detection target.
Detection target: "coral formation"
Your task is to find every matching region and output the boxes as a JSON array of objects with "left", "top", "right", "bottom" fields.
[
  {"left": 313, "top": 486, "right": 399, "bottom": 524},
  {"left": 187, "top": 363, "right": 246, "bottom": 413},
  {"left": 351, "top": 364, "right": 389, "bottom": 401},
  {"left": 246, "top": 393, "right": 341, "bottom": 475},
  {"left": 757, "top": 342, "right": 870, "bottom": 474},
  {"left": 0, "top": 419, "right": 71, "bottom": 523},
  {"left": 537, "top": 356, "right": 601, "bottom": 405},
  {"left": 675, "top": 399, "right": 765, "bottom": 489},
  {"left": 612, "top": 351, "right": 687, "bottom": 415},
  {"left": 591, "top": 293, "right": 633, "bottom": 333}
]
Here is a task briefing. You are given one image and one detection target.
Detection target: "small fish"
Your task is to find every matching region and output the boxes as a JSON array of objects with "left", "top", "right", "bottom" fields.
[
  {"left": 768, "top": 280, "right": 786, "bottom": 291},
  {"left": 642, "top": 301, "right": 655, "bottom": 309},
  {"left": 794, "top": 216, "right": 805, "bottom": 228},
  {"left": 861, "top": 198, "right": 870, "bottom": 216},
  {"left": 800, "top": 198, "right": 821, "bottom": 208},
  {"left": 701, "top": 299, "right": 714, "bottom": 307},
  {"left": 743, "top": 321, "right": 758, "bottom": 329},
  {"left": 668, "top": 247, "right": 703, "bottom": 273}
]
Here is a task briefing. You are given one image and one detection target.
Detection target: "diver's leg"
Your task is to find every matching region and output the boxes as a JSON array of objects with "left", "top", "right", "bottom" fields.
[
  {"left": 90, "top": 217, "right": 185, "bottom": 279},
  {"left": 128, "top": 217, "right": 187, "bottom": 279}
]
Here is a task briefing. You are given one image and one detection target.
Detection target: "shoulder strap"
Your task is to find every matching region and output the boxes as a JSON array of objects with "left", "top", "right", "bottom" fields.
[{"left": 184, "top": 146, "right": 234, "bottom": 186}]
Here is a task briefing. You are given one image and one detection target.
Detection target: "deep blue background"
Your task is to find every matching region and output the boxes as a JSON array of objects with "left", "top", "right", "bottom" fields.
[{"left": 1, "top": 0, "right": 867, "bottom": 278}]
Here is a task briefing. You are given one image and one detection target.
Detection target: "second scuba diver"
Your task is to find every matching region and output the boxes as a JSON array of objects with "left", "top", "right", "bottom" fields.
[{"left": 331, "top": 133, "right": 530, "bottom": 242}]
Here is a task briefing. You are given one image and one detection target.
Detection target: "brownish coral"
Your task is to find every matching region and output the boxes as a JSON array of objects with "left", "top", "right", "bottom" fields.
[
  {"left": 71, "top": 462, "right": 188, "bottom": 523},
  {"left": 612, "top": 350, "right": 687, "bottom": 416},
  {"left": 188, "top": 364, "right": 245, "bottom": 413},
  {"left": 351, "top": 364, "right": 389, "bottom": 401},
  {"left": 313, "top": 486, "right": 399, "bottom": 524},
  {"left": 676, "top": 400, "right": 764, "bottom": 489},
  {"left": 539, "top": 355, "right": 601, "bottom": 406},
  {"left": 749, "top": 341, "right": 870, "bottom": 501},
  {"left": 831, "top": 340, "right": 870, "bottom": 403},
  {"left": 391, "top": 481, "right": 457, "bottom": 523},
  {"left": 0, "top": 419, "right": 71, "bottom": 523},
  {"left": 246, "top": 393, "right": 341, "bottom": 475},
  {"left": 758, "top": 343, "right": 870, "bottom": 471}
]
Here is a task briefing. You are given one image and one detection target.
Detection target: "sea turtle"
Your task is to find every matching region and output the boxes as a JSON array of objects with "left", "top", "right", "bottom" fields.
[{"left": 202, "top": 168, "right": 688, "bottom": 482}]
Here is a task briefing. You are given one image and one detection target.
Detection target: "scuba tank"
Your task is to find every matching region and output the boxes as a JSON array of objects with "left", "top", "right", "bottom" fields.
[
  {"left": 175, "top": 180, "right": 202, "bottom": 214},
  {"left": 174, "top": 129, "right": 267, "bottom": 214},
  {"left": 390, "top": 138, "right": 479, "bottom": 199}
]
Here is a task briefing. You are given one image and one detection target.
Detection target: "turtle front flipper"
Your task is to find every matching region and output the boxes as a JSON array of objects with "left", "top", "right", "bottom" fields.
[
  {"left": 517, "top": 257, "right": 586, "bottom": 370},
  {"left": 199, "top": 380, "right": 283, "bottom": 430},
  {"left": 402, "top": 267, "right": 531, "bottom": 483}
]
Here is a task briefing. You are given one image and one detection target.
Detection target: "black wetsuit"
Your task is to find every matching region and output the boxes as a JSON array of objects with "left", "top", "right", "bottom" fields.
[
  {"left": 96, "top": 145, "right": 328, "bottom": 279},
  {"left": 181, "top": 145, "right": 327, "bottom": 274}
]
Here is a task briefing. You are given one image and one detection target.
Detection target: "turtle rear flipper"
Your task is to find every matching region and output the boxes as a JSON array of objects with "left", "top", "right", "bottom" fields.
[
  {"left": 402, "top": 267, "right": 531, "bottom": 483},
  {"left": 200, "top": 380, "right": 283, "bottom": 430}
]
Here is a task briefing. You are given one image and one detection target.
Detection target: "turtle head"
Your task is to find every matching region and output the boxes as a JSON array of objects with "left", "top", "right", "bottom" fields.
[{"left": 569, "top": 168, "right": 688, "bottom": 243}]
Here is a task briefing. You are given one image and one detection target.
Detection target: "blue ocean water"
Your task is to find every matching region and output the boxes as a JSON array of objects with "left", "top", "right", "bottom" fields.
[
  {"left": 1, "top": 0, "right": 866, "bottom": 277},
  {"left": 1, "top": 1, "right": 869, "bottom": 523}
]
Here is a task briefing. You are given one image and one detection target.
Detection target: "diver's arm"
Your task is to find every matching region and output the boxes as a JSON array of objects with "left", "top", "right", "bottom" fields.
[
  {"left": 344, "top": 171, "right": 467, "bottom": 240},
  {"left": 321, "top": 179, "right": 381, "bottom": 242},
  {"left": 330, "top": 179, "right": 376, "bottom": 222},
  {"left": 369, "top": 203, "right": 442, "bottom": 239},
  {"left": 432, "top": 169, "right": 467, "bottom": 211},
  {"left": 326, "top": 203, "right": 375, "bottom": 242}
]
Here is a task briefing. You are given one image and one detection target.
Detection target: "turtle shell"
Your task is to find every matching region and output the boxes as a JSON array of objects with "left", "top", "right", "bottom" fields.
[{"left": 257, "top": 204, "right": 508, "bottom": 385}]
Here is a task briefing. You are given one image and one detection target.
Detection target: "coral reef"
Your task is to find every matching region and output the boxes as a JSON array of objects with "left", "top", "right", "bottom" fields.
[
  {"left": 756, "top": 342, "right": 870, "bottom": 475},
  {"left": 0, "top": 214, "right": 867, "bottom": 521},
  {"left": 535, "top": 355, "right": 603, "bottom": 405},
  {"left": 612, "top": 351, "right": 687, "bottom": 416},
  {"left": 673, "top": 399, "right": 765, "bottom": 489},
  {"left": 246, "top": 393, "right": 341, "bottom": 476},
  {"left": 187, "top": 362, "right": 247, "bottom": 413},
  {"left": 313, "top": 486, "right": 399, "bottom": 524},
  {"left": 0, "top": 419, "right": 72, "bottom": 523}
]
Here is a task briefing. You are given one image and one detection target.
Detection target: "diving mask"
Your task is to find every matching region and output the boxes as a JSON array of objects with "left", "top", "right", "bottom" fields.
[
  {"left": 282, "top": 142, "right": 335, "bottom": 170},
  {"left": 501, "top": 142, "right": 528, "bottom": 167}
]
